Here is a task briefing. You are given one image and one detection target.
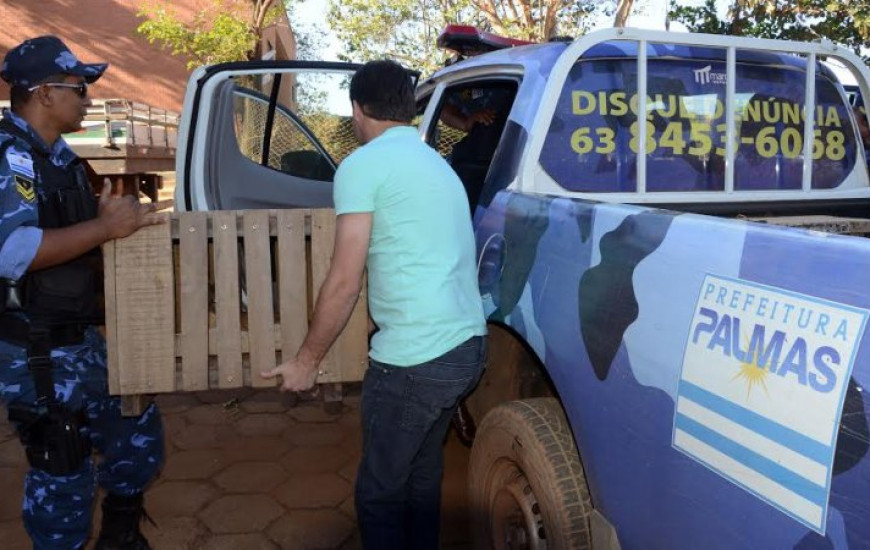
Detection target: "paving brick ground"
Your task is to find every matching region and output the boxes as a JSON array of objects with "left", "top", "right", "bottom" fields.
[{"left": 0, "top": 385, "right": 473, "bottom": 549}]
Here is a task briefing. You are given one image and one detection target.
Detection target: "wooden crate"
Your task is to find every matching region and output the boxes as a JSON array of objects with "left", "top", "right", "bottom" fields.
[{"left": 103, "top": 209, "right": 369, "bottom": 398}]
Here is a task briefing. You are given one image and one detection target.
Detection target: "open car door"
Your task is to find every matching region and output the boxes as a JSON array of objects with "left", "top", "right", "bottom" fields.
[{"left": 175, "top": 61, "right": 363, "bottom": 212}]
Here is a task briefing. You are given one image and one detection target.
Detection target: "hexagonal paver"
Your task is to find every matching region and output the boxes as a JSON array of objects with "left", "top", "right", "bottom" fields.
[
  {"left": 338, "top": 408, "right": 362, "bottom": 430},
  {"left": 239, "top": 391, "right": 296, "bottom": 414},
  {"left": 0, "top": 439, "right": 26, "bottom": 468},
  {"left": 267, "top": 509, "right": 354, "bottom": 550},
  {"left": 337, "top": 460, "right": 358, "bottom": 485},
  {"left": 184, "top": 404, "right": 238, "bottom": 426},
  {"left": 216, "top": 436, "right": 293, "bottom": 464},
  {"left": 274, "top": 473, "right": 350, "bottom": 509},
  {"left": 0, "top": 468, "right": 25, "bottom": 522},
  {"left": 139, "top": 516, "right": 208, "bottom": 549},
  {"left": 232, "top": 414, "right": 290, "bottom": 438},
  {"left": 286, "top": 404, "right": 340, "bottom": 424},
  {"left": 194, "top": 388, "right": 255, "bottom": 405},
  {"left": 344, "top": 430, "right": 363, "bottom": 454},
  {"left": 170, "top": 423, "right": 238, "bottom": 451},
  {"left": 214, "top": 461, "right": 287, "bottom": 493},
  {"left": 280, "top": 446, "right": 350, "bottom": 475},
  {"left": 146, "top": 480, "right": 218, "bottom": 519},
  {"left": 154, "top": 393, "right": 200, "bottom": 414},
  {"left": 0, "top": 518, "right": 31, "bottom": 549},
  {"left": 159, "top": 413, "right": 188, "bottom": 441},
  {"left": 199, "top": 494, "right": 283, "bottom": 534},
  {"left": 339, "top": 495, "right": 355, "bottom": 521},
  {"left": 201, "top": 533, "right": 279, "bottom": 550},
  {"left": 340, "top": 533, "right": 363, "bottom": 550},
  {"left": 161, "top": 449, "right": 229, "bottom": 480},
  {"left": 286, "top": 423, "right": 347, "bottom": 447}
]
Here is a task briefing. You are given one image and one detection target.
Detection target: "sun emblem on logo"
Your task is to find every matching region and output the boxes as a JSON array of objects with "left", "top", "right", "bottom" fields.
[{"left": 731, "top": 334, "right": 769, "bottom": 399}]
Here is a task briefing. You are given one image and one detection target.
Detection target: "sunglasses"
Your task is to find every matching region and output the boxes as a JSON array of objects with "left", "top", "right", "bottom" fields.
[{"left": 27, "top": 82, "right": 88, "bottom": 98}]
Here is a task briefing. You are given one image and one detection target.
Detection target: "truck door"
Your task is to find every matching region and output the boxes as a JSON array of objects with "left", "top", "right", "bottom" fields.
[{"left": 175, "top": 61, "right": 363, "bottom": 212}]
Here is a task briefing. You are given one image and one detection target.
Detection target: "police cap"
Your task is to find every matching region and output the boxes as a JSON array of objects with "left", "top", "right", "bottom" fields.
[{"left": 1, "top": 35, "right": 107, "bottom": 88}]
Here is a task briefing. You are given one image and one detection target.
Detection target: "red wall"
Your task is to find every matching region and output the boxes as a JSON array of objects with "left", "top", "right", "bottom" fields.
[{"left": 0, "top": 0, "right": 207, "bottom": 112}]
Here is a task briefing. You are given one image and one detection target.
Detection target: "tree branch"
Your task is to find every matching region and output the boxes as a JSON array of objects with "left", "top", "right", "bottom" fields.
[{"left": 472, "top": 0, "right": 507, "bottom": 33}]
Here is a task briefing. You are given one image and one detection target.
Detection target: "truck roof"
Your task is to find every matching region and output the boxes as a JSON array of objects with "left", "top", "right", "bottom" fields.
[
  {"left": 430, "top": 41, "right": 567, "bottom": 83},
  {"left": 432, "top": 35, "right": 841, "bottom": 84}
]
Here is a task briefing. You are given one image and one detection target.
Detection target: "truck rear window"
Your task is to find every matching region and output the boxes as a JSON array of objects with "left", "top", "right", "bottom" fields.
[{"left": 540, "top": 55, "right": 857, "bottom": 193}]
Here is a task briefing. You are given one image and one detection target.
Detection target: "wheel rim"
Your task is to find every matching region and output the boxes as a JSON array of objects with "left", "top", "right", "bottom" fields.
[{"left": 488, "top": 459, "right": 546, "bottom": 550}]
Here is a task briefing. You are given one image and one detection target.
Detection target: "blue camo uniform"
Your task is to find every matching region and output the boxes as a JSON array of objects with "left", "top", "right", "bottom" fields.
[{"left": 0, "top": 49, "right": 163, "bottom": 549}]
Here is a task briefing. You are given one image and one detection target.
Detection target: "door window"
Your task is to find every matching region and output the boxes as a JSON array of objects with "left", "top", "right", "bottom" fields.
[
  {"left": 230, "top": 71, "right": 359, "bottom": 182},
  {"left": 425, "top": 80, "right": 519, "bottom": 210}
]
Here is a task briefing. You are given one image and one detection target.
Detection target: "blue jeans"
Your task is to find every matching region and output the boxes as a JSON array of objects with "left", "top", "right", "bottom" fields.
[{"left": 355, "top": 336, "right": 486, "bottom": 550}]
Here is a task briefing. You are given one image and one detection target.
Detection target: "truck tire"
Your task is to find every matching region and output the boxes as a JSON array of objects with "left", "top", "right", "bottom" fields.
[{"left": 469, "top": 398, "right": 592, "bottom": 550}]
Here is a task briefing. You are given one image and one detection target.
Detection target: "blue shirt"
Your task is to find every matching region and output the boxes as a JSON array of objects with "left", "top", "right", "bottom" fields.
[
  {"left": 333, "top": 125, "right": 486, "bottom": 366},
  {"left": 0, "top": 109, "right": 78, "bottom": 280}
]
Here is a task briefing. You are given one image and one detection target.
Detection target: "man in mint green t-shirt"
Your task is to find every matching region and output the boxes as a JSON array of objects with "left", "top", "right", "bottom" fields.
[{"left": 262, "top": 60, "right": 486, "bottom": 550}]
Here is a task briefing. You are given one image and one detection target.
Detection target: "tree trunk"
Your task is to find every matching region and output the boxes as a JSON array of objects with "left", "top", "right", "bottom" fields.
[{"left": 614, "top": 0, "right": 634, "bottom": 27}]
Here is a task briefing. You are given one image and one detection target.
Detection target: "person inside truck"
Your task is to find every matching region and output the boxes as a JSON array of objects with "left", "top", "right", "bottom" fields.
[
  {"left": 262, "top": 59, "right": 487, "bottom": 550},
  {"left": 439, "top": 84, "right": 514, "bottom": 209},
  {"left": 0, "top": 36, "right": 165, "bottom": 550}
]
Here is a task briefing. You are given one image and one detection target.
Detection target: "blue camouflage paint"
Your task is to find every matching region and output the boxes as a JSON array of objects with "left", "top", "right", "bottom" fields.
[
  {"left": 447, "top": 36, "right": 870, "bottom": 549},
  {"left": 475, "top": 190, "right": 870, "bottom": 549}
]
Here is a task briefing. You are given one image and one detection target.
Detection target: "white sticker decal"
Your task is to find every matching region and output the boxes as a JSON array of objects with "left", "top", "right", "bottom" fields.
[{"left": 673, "top": 274, "right": 868, "bottom": 533}]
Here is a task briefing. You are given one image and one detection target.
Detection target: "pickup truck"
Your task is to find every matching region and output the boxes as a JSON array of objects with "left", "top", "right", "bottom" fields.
[{"left": 174, "top": 27, "right": 870, "bottom": 550}]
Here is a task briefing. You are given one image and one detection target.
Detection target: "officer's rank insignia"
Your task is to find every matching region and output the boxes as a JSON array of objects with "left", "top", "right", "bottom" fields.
[{"left": 14, "top": 175, "right": 35, "bottom": 202}]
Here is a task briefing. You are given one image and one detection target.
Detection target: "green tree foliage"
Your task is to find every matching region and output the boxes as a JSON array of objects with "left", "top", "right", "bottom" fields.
[
  {"left": 328, "top": 0, "right": 614, "bottom": 75},
  {"left": 670, "top": 1, "right": 870, "bottom": 58},
  {"left": 136, "top": 0, "right": 285, "bottom": 69}
]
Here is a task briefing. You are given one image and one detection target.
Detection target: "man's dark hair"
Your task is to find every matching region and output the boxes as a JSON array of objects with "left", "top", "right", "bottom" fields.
[
  {"left": 350, "top": 60, "right": 415, "bottom": 123},
  {"left": 9, "top": 74, "right": 66, "bottom": 111}
]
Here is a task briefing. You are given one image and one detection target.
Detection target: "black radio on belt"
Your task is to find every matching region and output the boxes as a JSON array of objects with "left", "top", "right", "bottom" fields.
[{"left": 1, "top": 277, "right": 24, "bottom": 313}]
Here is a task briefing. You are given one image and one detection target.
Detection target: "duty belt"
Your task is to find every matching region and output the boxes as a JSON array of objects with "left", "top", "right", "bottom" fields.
[{"left": 0, "top": 314, "right": 87, "bottom": 350}]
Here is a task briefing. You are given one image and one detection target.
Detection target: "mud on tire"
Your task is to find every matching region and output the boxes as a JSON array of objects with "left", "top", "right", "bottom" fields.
[{"left": 469, "top": 398, "right": 592, "bottom": 550}]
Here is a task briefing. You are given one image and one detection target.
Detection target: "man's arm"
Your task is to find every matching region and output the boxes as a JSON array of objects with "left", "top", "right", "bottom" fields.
[
  {"left": 261, "top": 212, "right": 372, "bottom": 391},
  {"left": 440, "top": 103, "right": 496, "bottom": 133}
]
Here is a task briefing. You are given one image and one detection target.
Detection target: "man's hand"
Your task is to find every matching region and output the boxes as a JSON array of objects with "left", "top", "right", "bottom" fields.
[
  {"left": 97, "top": 178, "right": 167, "bottom": 240},
  {"left": 468, "top": 108, "right": 496, "bottom": 129},
  {"left": 260, "top": 355, "right": 319, "bottom": 392},
  {"left": 29, "top": 179, "right": 169, "bottom": 271}
]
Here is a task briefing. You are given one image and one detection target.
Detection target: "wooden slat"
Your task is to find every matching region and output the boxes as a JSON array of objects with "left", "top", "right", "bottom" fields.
[
  {"left": 309, "top": 210, "right": 369, "bottom": 383},
  {"left": 243, "top": 210, "right": 276, "bottom": 388},
  {"left": 121, "top": 395, "right": 148, "bottom": 417},
  {"left": 102, "top": 239, "right": 120, "bottom": 395},
  {"left": 114, "top": 223, "right": 175, "bottom": 393},
  {"left": 178, "top": 212, "right": 209, "bottom": 391},
  {"left": 277, "top": 210, "right": 308, "bottom": 364},
  {"left": 310, "top": 210, "right": 339, "bottom": 381},
  {"left": 213, "top": 211, "right": 243, "bottom": 388}
]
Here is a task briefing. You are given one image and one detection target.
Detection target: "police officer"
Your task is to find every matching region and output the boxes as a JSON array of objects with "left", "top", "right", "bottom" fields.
[{"left": 0, "top": 36, "right": 164, "bottom": 550}]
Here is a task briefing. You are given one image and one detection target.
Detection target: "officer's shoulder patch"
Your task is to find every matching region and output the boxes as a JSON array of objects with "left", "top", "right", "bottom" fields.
[
  {"left": 6, "top": 150, "right": 35, "bottom": 180},
  {"left": 14, "top": 174, "right": 35, "bottom": 202}
]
